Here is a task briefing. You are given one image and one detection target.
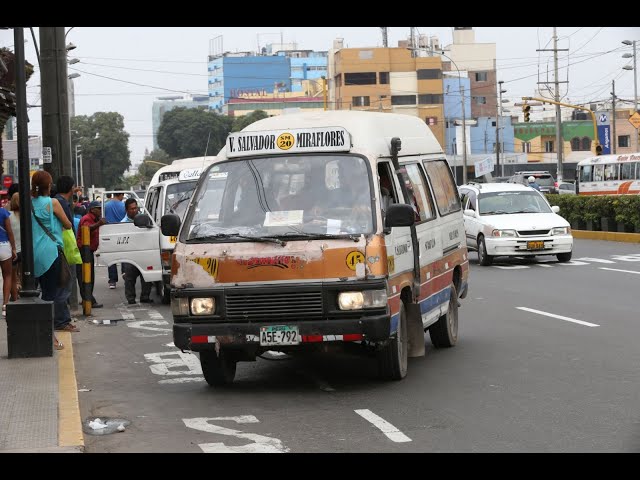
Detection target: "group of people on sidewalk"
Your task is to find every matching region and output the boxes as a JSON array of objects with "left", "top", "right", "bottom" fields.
[{"left": 5, "top": 172, "right": 152, "bottom": 351}]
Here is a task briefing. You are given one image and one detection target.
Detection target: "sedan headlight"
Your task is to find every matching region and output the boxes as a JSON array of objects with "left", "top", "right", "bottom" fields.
[
  {"left": 190, "top": 297, "right": 216, "bottom": 315},
  {"left": 338, "top": 290, "right": 387, "bottom": 310},
  {"left": 492, "top": 229, "right": 517, "bottom": 237},
  {"left": 551, "top": 227, "right": 571, "bottom": 235}
]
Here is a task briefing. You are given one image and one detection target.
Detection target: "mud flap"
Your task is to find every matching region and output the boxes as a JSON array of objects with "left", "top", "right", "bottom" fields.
[{"left": 405, "top": 303, "right": 425, "bottom": 357}]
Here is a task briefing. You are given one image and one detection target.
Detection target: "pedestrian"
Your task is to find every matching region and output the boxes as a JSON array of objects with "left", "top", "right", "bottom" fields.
[
  {"left": 76, "top": 200, "right": 107, "bottom": 309},
  {"left": 528, "top": 176, "right": 541, "bottom": 191},
  {"left": 4, "top": 183, "right": 19, "bottom": 211},
  {"left": 31, "top": 171, "right": 75, "bottom": 350},
  {"left": 0, "top": 194, "right": 17, "bottom": 315},
  {"left": 104, "top": 192, "right": 125, "bottom": 289},
  {"left": 8, "top": 192, "right": 21, "bottom": 302},
  {"left": 54, "top": 175, "right": 78, "bottom": 320},
  {"left": 121, "top": 198, "right": 153, "bottom": 305}
]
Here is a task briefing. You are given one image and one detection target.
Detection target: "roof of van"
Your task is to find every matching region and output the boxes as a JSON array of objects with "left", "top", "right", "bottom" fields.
[
  {"left": 148, "top": 156, "right": 217, "bottom": 187},
  {"left": 216, "top": 111, "right": 443, "bottom": 159},
  {"left": 577, "top": 152, "right": 640, "bottom": 166}
]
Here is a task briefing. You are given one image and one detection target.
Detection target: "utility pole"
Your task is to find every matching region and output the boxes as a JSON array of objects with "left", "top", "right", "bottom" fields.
[
  {"left": 461, "top": 84, "right": 468, "bottom": 185},
  {"left": 536, "top": 27, "right": 569, "bottom": 182},
  {"left": 40, "top": 27, "right": 72, "bottom": 180},
  {"left": 496, "top": 80, "right": 506, "bottom": 175},
  {"left": 611, "top": 80, "right": 617, "bottom": 154}
]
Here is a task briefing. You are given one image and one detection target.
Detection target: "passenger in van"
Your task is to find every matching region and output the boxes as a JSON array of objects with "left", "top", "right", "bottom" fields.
[
  {"left": 232, "top": 175, "right": 269, "bottom": 226},
  {"left": 121, "top": 198, "right": 153, "bottom": 304}
]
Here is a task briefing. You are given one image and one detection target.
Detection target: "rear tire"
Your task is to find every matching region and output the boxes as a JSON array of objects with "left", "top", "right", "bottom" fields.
[
  {"left": 162, "top": 285, "right": 171, "bottom": 305},
  {"left": 557, "top": 251, "right": 572, "bottom": 262},
  {"left": 477, "top": 235, "right": 493, "bottom": 266},
  {"left": 200, "top": 350, "right": 237, "bottom": 387},
  {"left": 378, "top": 302, "right": 408, "bottom": 380},
  {"left": 429, "top": 283, "right": 459, "bottom": 348}
]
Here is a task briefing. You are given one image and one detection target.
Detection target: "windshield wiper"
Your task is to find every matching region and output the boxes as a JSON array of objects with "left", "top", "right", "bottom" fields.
[
  {"left": 191, "top": 233, "right": 286, "bottom": 246},
  {"left": 480, "top": 210, "right": 508, "bottom": 215},
  {"left": 279, "top": 232, "right": 361, "bottom": 242},
  {"left": 169, "top": 195, "right": 192, "bottom": 214},
  {"left": 509, "top": 210, "right": 540, "bottom": 214}
]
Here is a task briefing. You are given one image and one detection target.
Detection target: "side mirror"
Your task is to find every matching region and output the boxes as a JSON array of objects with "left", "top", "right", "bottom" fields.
[
  {"left": 464, "top": 209, "right": 477, "bottom": 218},
  {"left": 385, "top": 203, "right": 415, "bottom": 228},
  {"left": 133, "top": 213, "right": 153, "bottom": 228},
  {"left": 161, "top": 214, "right": 181, "bottom": 237},
  {"left": 551, "top": 205, "right": 560, "bottom": 214}
]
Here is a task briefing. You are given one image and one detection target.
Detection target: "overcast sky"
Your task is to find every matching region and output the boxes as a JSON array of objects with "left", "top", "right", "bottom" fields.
[{"left": 2, "top": 27, "right": 638, "bottom": 168}]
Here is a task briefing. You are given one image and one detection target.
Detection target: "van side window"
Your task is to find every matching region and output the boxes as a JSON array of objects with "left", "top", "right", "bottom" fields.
[
  {"left": 401, "top": 163, "right": 436, "bottom": 222},
  {"left": 148, "top": 187, "right": 162, "bottom": 224},
  {"left": 377, "top": 162, "right": 398, "bottom": 214},
  {"left": 423, "top": 159, "right": 462, "bottom": 216}
]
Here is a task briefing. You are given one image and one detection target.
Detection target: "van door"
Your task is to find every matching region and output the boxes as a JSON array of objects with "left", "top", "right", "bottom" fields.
[{"left": 96, "top": 221, "right": 162, "bottom": 283}]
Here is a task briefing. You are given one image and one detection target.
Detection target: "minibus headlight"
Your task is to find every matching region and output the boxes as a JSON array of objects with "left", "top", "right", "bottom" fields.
[
  {"left": 190, "top": 297, "right": 215, "bottom": 315},
  {"left": 551, "top": 227, "right": 570, "bottom": 235},
  {"left": 338, "top": 290, "right": 387, "bottom": 310}
]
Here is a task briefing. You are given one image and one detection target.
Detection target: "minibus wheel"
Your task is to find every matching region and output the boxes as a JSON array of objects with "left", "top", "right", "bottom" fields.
[
  {"left": 200, "top": 350, "right": 237, "bottom": 386},
  {"left": 378, "top": 302, "right": 408, "bottom": 380},
  {"left": 429, "top": 283, "right": 459, "bottom": 348}
]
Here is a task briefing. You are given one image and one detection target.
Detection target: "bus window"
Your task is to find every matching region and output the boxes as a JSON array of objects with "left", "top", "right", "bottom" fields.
[
  {"left": 593, "top": 164, "right": 604, "bottom": 182},
  {"left": 579, "top": 165, "right": 592, "bottom": 183},
  {"left": 621, "top": 162, "right": 636, "bottom": 180},
  {"left": 604, "top": 163, "right": 619, "bottom": 181}
]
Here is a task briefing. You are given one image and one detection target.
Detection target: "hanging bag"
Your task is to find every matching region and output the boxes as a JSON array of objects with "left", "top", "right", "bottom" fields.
[
  {"left": 62, "top": 228, "right": 82, "bottom": 265},
  {"left": 31, "top": 200, "right": 72, "bottom": 287}
]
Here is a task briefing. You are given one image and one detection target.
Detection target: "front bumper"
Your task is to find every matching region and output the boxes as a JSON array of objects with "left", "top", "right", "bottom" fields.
[
  {"left": 174, "top": 315, "right": 391, "bottom": 351},
  {"left": 485, "top": 235, "right": 573, "bottom": 257}
]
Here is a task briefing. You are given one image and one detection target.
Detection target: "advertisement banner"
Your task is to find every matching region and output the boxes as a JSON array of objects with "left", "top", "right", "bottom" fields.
[
  {"left": 474, "top": 157, "right": 494, "bottom": 177},
  {"left": 596, "top": 112, "right": 611, "bottom": 154}
]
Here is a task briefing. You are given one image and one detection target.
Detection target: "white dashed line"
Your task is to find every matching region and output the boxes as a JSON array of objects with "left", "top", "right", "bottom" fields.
[
  {"left": 354, "top": 409, "right": 412, "bottom": 443},
  {"left": 599, "top": 267, "right": 640, "bottom": 275},
  {"left": 516, "top": 307, "right": 599, "bottom": 327},
  {"left": 577, "top": 257, "right": 616, "bottom": 264}
]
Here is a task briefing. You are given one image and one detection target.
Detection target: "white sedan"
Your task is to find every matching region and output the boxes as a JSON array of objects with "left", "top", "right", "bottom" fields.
[{"left": 458, "top": 183, "right": 573, "bottom": 265}]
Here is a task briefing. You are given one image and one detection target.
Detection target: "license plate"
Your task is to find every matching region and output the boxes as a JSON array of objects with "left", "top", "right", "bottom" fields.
[
  {"left": 169, "top": 236, "right": 177, "bottom": 244},
  {"left": 260, "top": 325, "right": 300, "bottom": 346},
  {"left": 527, "top": 240, "right": 545, "bottom": 250}
]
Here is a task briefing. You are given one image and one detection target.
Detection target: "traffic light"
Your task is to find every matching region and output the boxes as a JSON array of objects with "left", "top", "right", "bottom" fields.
[
  {"left": 595, "top": 144, "right": 603, "bottom": 155},
  {"left": 523, "top": 104, "right": 531, "bottom": 123}
]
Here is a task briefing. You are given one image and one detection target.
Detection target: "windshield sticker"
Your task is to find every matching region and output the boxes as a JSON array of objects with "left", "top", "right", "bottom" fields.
[
  {"left": 346, "top": 251, "right": 365, "bottom": 271},
  {"left": 209, "top": 172, "right": 228, "bottom": 179},
  {"left": 264, "top": 210, "right": 304, "bottom": 226},
  {"left": 167, "top": 194, "right": 175, "bottom": 199},
  {"left": 188, "top": 257, "right": 219, "bottom": 279},
  {"left": 326, "top": 218, "right": 341, "bottom": 234}
]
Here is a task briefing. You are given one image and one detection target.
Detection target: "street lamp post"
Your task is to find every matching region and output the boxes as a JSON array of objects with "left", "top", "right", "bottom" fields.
[
  {"left": 622, "top": 39, "right": 638, "bottom": 151},
  {"left": 436, "top": 51, "right": 468, "bottom": 184},
  {"left": 496, "top": 81, "right": 507, "bottom": 176}
]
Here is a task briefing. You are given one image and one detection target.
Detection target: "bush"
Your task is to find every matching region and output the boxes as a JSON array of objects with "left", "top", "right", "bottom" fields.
[{"left": 545, "top": 194, "right": 640, "bottom": 231}]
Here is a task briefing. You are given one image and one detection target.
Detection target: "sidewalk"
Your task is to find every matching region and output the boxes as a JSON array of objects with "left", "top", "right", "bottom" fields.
[{"left": 0, "top": 263, "right": 133, "bottom": 453}]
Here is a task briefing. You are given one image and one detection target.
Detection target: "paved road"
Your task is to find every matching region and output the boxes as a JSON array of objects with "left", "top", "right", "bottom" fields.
[{"left": 76, "top": 239, "right": 640, "bottom": 452}]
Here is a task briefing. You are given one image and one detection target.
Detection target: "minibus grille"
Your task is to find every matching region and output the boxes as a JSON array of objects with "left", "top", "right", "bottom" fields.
[{"left": 226, "top": 289, "right": 323, "bottom": 322}]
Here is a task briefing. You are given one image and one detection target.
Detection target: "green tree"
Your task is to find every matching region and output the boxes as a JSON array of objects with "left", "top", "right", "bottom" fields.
[
  {"left": 138, "top": 148, "right": 171, "bottom": 182},
  {"left": 231, "top": 110, "right": 269, "bottom": 132},
  {"left": 157, "top": 108, "right": 233, "bottom": 159},
  {"left": 71, "top": 112, "right": 130, "bottom": 189}
]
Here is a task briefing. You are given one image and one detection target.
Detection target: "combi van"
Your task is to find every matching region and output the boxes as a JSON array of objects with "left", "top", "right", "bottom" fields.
[
  {"left": 160, "top": 111, "right": 470, "bottom": 386},
  {"left": 96, "top": 167, "right": 207, "bottom": 303}
]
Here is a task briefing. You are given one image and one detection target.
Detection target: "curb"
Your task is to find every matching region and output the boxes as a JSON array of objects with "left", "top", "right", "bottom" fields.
[
  {"left": 56, "top": 331, "right": 85, "bottom": 452},
  {"left": 572, "top": 230, "right": 640, "bottom": 244}
]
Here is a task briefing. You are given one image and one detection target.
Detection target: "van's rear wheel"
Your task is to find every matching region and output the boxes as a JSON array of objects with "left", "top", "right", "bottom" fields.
[
  {"left": 429, "top": 283, "right": 459, "bottom": 348},
  {"left": 200, "top": 350, "right": 237, "bottom": 387},
  {"left": 378, "top": 302, "right": 408, "bottom": 380}
]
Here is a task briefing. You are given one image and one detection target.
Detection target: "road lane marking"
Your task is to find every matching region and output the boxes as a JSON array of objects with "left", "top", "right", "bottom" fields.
[
  {"left": 516, "top": 307, "right": 599, "bottom": 327},
  {"left": 354, "top": 409, "right": 412, "bottom": 443},
  {"left": 577, "top": 257, "right": 616, "bottom": 264},
  {"left": 536, "top": 264, "right": 553, "bottom": 268},
  {"left": 599, "top": 267, "right": 640, "bottom": 275}
]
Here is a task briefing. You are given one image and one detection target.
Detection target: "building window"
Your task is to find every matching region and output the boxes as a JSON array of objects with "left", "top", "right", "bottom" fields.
[
  {"left": 571, "top": 137, "right": 580, "bottom": 151},
  {"left": 391, "top": 95, "right": 417, "bottom": 106},
  {"left": 581, "top": 137, "right": 591, "bottom": 151},
  {"left": 619, "top": 135, "right": 631, "bottom": 148},
  {"left": 379, "top": 72, "right": 389, "bottom": 84},
  {"left": 344, "top": 72, "right": 376, "bottom": 85},
  {"left": 474, "top": 96, "right": 487, "bottom": 105},
  {"left": 475, "top": 72, "right": 488, "bottom": 82},
  {"left": 417, "top": 94, "right": 443, "bottom": 104},
  {"left": 352, "top": 96, "right": 370, "bottom": 107},
  {"left": 417, "top": 69, "right": 442, "bottom": 80},
  {"left": 522, "top": 142, "right": 531, "bottom": 153},
  {"left": 545, "top": 140, "right": 554, "bottom": 153}
]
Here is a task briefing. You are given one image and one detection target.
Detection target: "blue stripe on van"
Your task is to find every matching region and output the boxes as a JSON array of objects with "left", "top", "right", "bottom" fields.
[{"left": 389, "top": 286, "right": 451, "bottom": 334}]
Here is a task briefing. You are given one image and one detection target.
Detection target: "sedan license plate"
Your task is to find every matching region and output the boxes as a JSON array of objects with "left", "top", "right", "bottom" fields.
[
  {"left": 260, "top": 325, "right": 300, "bottom": 346},
  {"left": 527, "top": 240, "right": 545, "bottom": 250}
]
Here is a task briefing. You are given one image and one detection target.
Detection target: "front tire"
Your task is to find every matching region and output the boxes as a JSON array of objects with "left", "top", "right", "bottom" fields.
[
  {"left": 378, "top": 302, "right": 408, "bottom": 380},
  {"left": 557, "top": 251, "right": 572, "bottom": 262},
  {"left": 477, "top": 235, "right": 493, "bottom": 266},
  {"left": 429, "top": 283, "right": 459, "bottom": 348},
  {"left": 200, "top": 350, "right": 237, "bottom": 387}
]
